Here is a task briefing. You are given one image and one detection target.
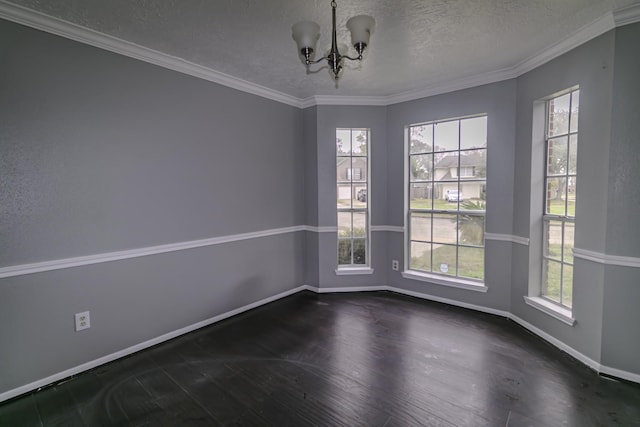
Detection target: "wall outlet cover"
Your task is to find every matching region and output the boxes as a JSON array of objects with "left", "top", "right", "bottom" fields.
[{"left": 75, "top": 311, "right": 90, "bottom": 331}]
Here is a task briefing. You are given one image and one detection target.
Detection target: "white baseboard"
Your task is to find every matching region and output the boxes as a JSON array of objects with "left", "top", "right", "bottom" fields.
[
  {"left": 0, "top": 285, "right": 307, "bottom": 404},
  {"left": 2, "top": 284, "right": 638, "bottom": 403},
  {"left": 508, "top": 314, "right": 601, "bottom": 372}
]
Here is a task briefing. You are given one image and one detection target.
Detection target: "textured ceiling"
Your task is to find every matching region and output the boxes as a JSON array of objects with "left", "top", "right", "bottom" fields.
[{"left": 4, "top": 0, "right": 638, "bottom": 99}]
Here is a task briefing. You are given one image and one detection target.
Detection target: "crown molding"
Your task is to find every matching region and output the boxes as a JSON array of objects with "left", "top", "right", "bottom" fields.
[
  {"left": 511, "top": 12, "right": 615, "bottom": 77},
  {"left": 1, "top": 0, "right": 637, "bottom": 108},
  {"left": 614, "top": 2, "right": 640, "bottom": 27},
  {"left": 0, "top": 0, "right": 303, "bottom": 108}
]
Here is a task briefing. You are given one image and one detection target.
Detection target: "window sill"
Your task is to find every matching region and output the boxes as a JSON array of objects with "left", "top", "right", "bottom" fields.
[
  {"left": 401, "top": 270, "right": 487, "bottom": 293},
  {"left": 335, "top": 267, "right": 374, "bottom": 276},
  {"left": 524, "top": 296, "right": 576, "bottom": 326}
]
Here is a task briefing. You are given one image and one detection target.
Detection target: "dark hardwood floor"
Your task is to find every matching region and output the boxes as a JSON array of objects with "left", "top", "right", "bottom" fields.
[{"left": 1, "top": 291, "right": 640, "bottom": 426}]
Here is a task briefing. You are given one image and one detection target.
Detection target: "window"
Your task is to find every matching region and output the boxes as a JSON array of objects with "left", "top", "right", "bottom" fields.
[
  {"left": 542, "top": 89, "right": 579, "bottom": 308},
  {"left": 407, "top": 116, "right": 487, "bottom": 281},
  {"left": 337, "top": 128, "right": 369, "bottom": 267}
]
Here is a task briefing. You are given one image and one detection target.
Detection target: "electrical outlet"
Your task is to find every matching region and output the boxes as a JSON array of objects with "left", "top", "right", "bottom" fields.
[
  {"left": 392, "top": 260, "right": 399, "bottom": 271},
  {"left": 75, "top": 311, "right": 90, "bottom": 332}
]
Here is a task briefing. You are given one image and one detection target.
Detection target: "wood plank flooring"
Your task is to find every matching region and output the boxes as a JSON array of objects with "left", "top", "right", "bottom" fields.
[{"left": 1, "top": 291, "right": 639, "bottom": 426}]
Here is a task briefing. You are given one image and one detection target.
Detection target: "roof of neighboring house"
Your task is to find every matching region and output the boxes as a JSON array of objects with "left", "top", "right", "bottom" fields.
[{"left": 435, "top": 152, "right": 484, "bottom": 168}]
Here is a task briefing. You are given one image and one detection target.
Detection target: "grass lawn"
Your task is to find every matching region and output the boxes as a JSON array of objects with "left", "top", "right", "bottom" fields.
[
  {"left": 543, "top": 259, "right": 573, "bottom": 308},
  {"left": 411, "top": 244, "right": 484, "bottom": 280},
  {"left": 547, "top": 199, "right": 575, "bottom": 216}
]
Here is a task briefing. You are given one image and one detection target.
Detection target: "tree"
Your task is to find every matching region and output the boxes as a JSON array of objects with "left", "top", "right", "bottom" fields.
[{"left": 456, "top": 200, "right": 485, "bottom": 244}]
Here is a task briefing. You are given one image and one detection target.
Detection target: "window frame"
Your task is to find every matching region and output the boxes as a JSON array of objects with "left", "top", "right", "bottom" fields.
[
  {"left": 336, "top": 128, "right": 371, "bottom": 270},
  {"left": 541, "top": 88, "right": 579, "bottom": 309},
  {"left": 404, "top": 115, "right": 488, "bottom": 286}
]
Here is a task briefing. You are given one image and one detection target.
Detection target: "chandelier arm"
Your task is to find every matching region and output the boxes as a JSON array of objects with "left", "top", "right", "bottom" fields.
[
  {"left": 341, "top": 55, "right": 363, "bottom": 62},
  {"left": 306, "top": 55, "right": 330, "bottom": 65}
]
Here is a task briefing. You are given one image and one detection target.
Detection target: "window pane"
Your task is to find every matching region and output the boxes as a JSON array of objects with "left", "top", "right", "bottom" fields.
[
  {"left": 547, "top": 136, "right": 568, "bottom": 175},
  {"left": 543, "top": 259, "right": 562, "bottom": 303},
  {"left": 568, "top": 134, "right": 577, "bottom": 174},
  {"left": 336, "top": 129, "right": 352, "bottom": 155},
  {"left": 562, "top": 264, "right": 573, "bottom": 308},
  {"left": 570, "top": 91, "right": 579, "bottom": 133},
  {"left": 458, "top": 214, "right": 484, "bottom": 246},
  {"left": 460, "top": 196, "right": 486, "bottom": 211},
  {"left": 435, "top": 154, "right": 459, "bottom": 182},
  {"left": 337, "top": 184, "right": 352, "bottom": 208},
  {"left": 352, "top": 129, "right": 368, "bottom": 155},
  {"left": 410, "top": 124, "right": 433, "bottom": 154},
  {"left": 410, "top": 154, "right": 433, "bottom": 180},
  {"left": 458, "top": 246, "right": 484, "bottom": 280},
  {"left": 568, "top": 179, "right": 576, "bottom": 217},
  {"left": 353, "top": 212, "right": 366, "bottom": 238},
  {"left": 544, "top": 220, "right": 563, "bottom": 260},
  {"left": 546, "top": 178, "right": 566, "bottom": 215},
  {"left": 460, "top": 116, "right": 487, "bottom": 150},
  {"left": 353, "top": 186, "right": 367, "bottom": 209},
  {"left": 548, "top": 93, "right": 571, "bottom": 137},
  {"left": 461, "top": 149, "right": 486, "bottom": 178},
  {"left": 432, "top": 213, "right": 457, "bottom": 244},
  {"left": 338, "top": 239, "right": 352, "bottom": 265},
  {"left": 410, "top": 183, "right": 434, "bottom": 209},
  {"left": 410, "top": 212, "right": 432, "bottom": 242},
  {"left": 410, "top": 241, "right": 431, "bottom": 271},
  {"left": 353, "top": 239, "right": 366, "bottom": 264},
  {"left": 337, "top": 157, "right": 350, "bottom": 182},
  {"left": 351, "top": 158, "right": 367, "bottom": 181},
  {"left": 563, "top": 222, "right": 574, "bottom": 264},
  {"left": 337, "top": 212, "right": 352, "bottom": 238},
  {"left": 432, "top": 244, "right": 457, "bottom": 276},
  {"left": 434, "top": 120, "right": 459, "bottom": 152}
]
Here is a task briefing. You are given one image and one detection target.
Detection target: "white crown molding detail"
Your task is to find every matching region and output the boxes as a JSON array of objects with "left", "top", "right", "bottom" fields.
[
  {"left": 510, "top": 12, "right": 615, "bottom": 78},
  {"left": 0, "top": 284, "right": 308, "bottom": 404},
  {"left": 0, "top": 1, "right": 303, "bottom": 108},
  {"left": 304, "top": 95, "right": 389, "bottom": 107},
  {"left": 385, "top": 67, "right": 517, "bottom": 105},
  {"left": 573, "top": 248, "right": 640, "bottom": 268},
  {"left": 614, "top": 3, "right": 640, "bottom": 26},
  {"left": 0, "top": 225, "right": 307, "bottom": 279},
  {"left": 485, "top": 233, "right": 530, "bottom": 246},
  {"left": 1, "top": 0, "right": 635, "bottom": 108},
  {"left": 371, "top": 225, "right": 404, "bottom": 233}
]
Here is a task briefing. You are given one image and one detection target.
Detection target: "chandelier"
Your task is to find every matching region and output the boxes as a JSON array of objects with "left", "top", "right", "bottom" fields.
[{"left": 292, "top": 1, "right": 375, "bottom": 80}]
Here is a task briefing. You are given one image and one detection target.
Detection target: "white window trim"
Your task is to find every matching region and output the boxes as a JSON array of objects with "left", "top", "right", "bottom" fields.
[
  {"left": 337, "top": 128, "right": 371, "bottom": 270},
  {"left": 335, "top": 267, "right": 374, "bottom": 275},
  {"left": 401, "top": 270, "right": 488, "bottom": 292},
  {"left": 524, "top": 296, "right": 576, "bottom": 326},
  {"left": 404, "top": 115, "right": 488, "bottom": 283}
]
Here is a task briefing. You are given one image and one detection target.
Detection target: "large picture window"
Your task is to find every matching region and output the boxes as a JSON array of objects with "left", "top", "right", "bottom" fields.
[
  {"left": 337, "top": 128, "right": 369, "bottom": 267},
  {"left": 407, "top": 116, "right": 487, "bottom": 281},
  {"left": 542, "top": 89, "right": 579, "bottom": 308}
]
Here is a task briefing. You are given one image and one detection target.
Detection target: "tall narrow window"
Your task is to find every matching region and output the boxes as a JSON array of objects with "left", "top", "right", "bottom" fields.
[
  {"left": 407, "top": 116, "right": 487, "bottom": 281},
  {"left": 543, "top": 89, "right": 579, "bottom": 308},
  {"left": 337, "top": 128, "right": 369, "bottom": 267}
]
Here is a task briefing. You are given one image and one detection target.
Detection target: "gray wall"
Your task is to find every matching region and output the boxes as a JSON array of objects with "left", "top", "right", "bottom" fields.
[
  {"left": 601, "top": 23, "right": 640, "bottom": 373},
  {"left": 0, "top": 19, "right": 305, "bottom": 394},
  {"left": 313, "top": 105, "right": 389, "bottom": 288},
  {"left": 511, "top": 30, "right": 616, "bottom": 363},
  {"left": 2, "top": 15, "right": 639, "bottom": 398},
  {"left": 386, "top": 81, "right": 517, "bottom": 312}
]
